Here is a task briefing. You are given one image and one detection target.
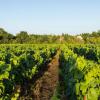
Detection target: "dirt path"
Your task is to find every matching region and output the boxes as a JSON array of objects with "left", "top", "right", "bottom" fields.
[{"left": 32, "top": 51, "right": 60, "bottom": 100}]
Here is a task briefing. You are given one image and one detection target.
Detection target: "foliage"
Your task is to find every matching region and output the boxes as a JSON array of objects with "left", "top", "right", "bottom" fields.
[
  {"left": 0, "top": 27, "right": 100, "bottom": 44},
  {"left": 0, "top": 44, "right": 57, "bottom": 99},
  {"left": 59, "top": 44, "right": 100, "bottom": 100}
]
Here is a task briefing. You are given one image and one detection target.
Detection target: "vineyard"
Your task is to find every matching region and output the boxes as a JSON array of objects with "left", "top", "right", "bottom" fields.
[{"left": 0, "top": 44, "right": 100, "bottom": 100}]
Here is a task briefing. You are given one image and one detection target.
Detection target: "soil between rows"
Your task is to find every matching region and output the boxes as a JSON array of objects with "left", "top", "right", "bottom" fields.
[
  {"left": 32, "top": 51, "right": 60, "bottom": 100},
  {"left": 18, "top": 51, "right": 60, "bottom": 100}
]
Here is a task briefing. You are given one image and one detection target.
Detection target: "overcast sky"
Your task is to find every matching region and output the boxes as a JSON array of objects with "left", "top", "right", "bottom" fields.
[{"left": 0, "top": 0, "right": 100, "bottom": 35}]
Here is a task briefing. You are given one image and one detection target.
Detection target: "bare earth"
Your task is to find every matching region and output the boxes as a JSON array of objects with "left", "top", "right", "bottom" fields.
[{"left": 33, "top": 51, "right": 59, "bottom": 100}]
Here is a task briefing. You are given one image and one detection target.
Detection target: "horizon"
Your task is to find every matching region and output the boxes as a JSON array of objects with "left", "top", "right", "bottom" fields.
[
  {"left": 0, "top": 0, "right": 100, "bottom": 35},
  {"left": 1, "top": 27, "right": 99, "bottom": 36}
]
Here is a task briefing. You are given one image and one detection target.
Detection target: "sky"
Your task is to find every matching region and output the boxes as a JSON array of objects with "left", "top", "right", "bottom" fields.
[{"left": 0, "top": 0, "right": 100, "bottom": 35}]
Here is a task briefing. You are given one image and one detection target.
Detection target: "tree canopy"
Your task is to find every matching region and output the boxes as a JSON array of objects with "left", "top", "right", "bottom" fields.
[{"left": 0, "top": 28, "right": 100, "bottom": 44}]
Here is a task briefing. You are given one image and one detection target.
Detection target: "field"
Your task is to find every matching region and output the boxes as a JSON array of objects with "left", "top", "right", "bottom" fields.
[{"left": 0, "top": 44, "right": 100, "bottom": 100}]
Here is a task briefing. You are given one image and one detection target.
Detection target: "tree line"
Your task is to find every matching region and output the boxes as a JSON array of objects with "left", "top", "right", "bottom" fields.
[{"left": 0, "top": 28, "right": 100, "bottom": 44}]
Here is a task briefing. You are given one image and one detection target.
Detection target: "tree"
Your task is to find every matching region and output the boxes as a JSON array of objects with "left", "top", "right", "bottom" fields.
[
  {"left": 0, "top": 28, "right": 14, "bottom": 43},
  {"left": 16, "top": 31, "right": 29, "bottom": 43}
]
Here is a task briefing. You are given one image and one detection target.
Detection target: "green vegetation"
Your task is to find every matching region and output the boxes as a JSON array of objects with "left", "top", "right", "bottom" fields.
[
  {"left": 0, "top": 28, "right": 100, "bottom": 100},
  {"left": 0, "top": 28, "right": 100, "bottom": 44},
  {"left": 59, "top": 45, "right": 100, "bottom": 100},
  {"left": 0, "top": 44, "right": 99, "bottom": 100},
  {"left": 0, "top": 44, "right": 57, "bottom": 99}
]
